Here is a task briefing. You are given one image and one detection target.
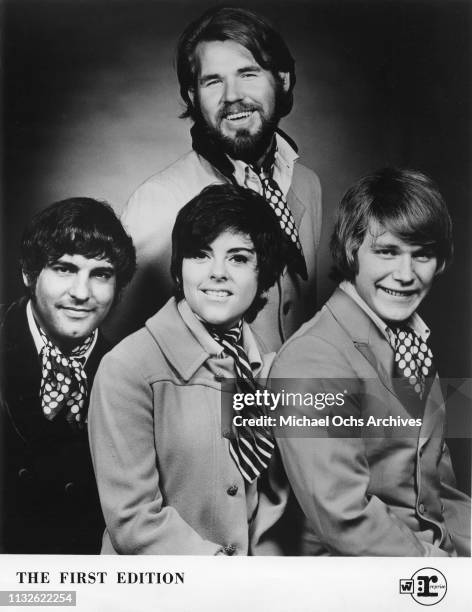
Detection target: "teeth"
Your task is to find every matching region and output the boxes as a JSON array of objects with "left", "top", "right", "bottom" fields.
[
  {"left": 381, "top": 287, "right": 413, "bottom": 297},
  {"left": 204, "top": 290, "right": 230, "bottom": 297},
  {"left": 226, "top": 111, "right": 252, "bottom": 121}
]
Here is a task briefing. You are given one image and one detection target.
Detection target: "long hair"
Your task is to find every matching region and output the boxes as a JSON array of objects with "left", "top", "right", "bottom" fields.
[
  {"left": 176, "top": 6, "right": 296, "bottom": 122},
  {"left": 330, "top": 168, "right": 453, "bottom": 281}
]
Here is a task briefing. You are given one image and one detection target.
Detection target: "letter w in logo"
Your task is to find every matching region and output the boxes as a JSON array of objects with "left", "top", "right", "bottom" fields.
[{"left": 399, "top": 579, "right": 414, "bottom": 594}]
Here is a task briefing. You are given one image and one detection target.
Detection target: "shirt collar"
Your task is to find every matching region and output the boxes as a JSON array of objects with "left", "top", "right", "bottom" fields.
[
  {"left": 177, "top": 299, "right": 262, "bottom": 371},
  {"left": 229, "top": 132, "right": 299, "bottom": 197},
  {"left": 26, "top": 299, "right": 97, "bottom": 362},
  {"left": 339, "top": 281, "right": 430, "bottom": 342}
]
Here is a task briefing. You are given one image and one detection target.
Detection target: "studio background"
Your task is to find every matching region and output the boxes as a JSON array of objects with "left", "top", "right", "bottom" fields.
[{"left": 3, "top": 0, "right": 471, "bottom": 488}]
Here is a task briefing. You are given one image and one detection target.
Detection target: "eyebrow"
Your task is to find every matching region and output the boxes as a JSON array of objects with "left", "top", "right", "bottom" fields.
[
  {"left": 370, "top": 241, "right": 435, "bottom": 252},
  {"left": 91, "top": 265, "right": 115, "bottom": 274},
  {"left": 227, "top": 247, "right": 256, "bottom": 253},
  {"left": 50, "top": 259, "right": 115, "bottom": 271},
  {"left": 370, "top": 241, "right": 399, "bottom": 248},
  {"left": 197, "top": 246, "right": 256, "bottom": 255},
  {"left": 237, "top": 64, "right": 262, "bottom": 74}
]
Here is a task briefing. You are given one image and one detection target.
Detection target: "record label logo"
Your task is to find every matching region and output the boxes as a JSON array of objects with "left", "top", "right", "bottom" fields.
[{"left": 399, "top": 567, "right": 447, "bottom": 605}]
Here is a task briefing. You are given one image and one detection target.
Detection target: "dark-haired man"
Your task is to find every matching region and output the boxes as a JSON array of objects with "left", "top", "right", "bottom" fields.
[
  {"left": 0, "top": 198, "right": 136, "bottom": 553},
  {"left": 270, "top": 168, "right": 470, "bottom": 556},
  {"left": 117, "top": 6, "right": 322, "bottom": 351}
]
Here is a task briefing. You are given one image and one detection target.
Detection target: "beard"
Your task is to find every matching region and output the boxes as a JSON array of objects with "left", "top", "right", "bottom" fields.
[
  {"left": 195, "top": 84, "right": 285, "bottom": 165},
  {"left": 209, "top": 115, "right": 277, "bottom": 164}
]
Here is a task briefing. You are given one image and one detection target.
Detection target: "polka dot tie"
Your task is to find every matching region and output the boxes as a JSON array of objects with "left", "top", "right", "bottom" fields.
[
  {"left": 38, "top": 328, "right": 95, "bottom": 427},
  {"left": 208, "top": 321, "right": 275, "bottom": 484},
  {"left": 258, "top": 170, "right": 308, "bottom": 280},
  {"left": 388, "top": 326, "right": 434, "bottom": 400}
]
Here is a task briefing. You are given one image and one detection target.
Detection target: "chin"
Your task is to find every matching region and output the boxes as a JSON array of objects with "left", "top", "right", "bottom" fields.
[
  {"left": 65, "top": 325, "right": 94, "bottom": 340},
  {"left": 380, "top": 309, "right": 415, "bottom": 324},
  {"left": 206, "top": 312, "right": 240, "bottom": 329},
  {"left": 216, "top": 120, "right": 276, "bottom": 162}
]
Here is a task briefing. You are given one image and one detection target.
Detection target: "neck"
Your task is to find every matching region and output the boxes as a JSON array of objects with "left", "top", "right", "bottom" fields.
[{"left": 204, "top": 319, "right": 243, "bottom": 334}]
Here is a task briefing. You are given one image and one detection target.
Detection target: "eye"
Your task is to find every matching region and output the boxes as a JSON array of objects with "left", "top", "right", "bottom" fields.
[
  {"left": 93, "top": 269, "right": 115, "bottom": 281},
  {"left": 374, "top": 248, "right": 396, "bottom": 258},
  {"left": 202, "top": 78, "right": 222, "bottom": 88},
  {"left": 51, "top": 264, "right": 73, "bottom": 275},
  {"left": 414, "top": 249, "right": 435, "bottom": 263},
  {"left": 188, "top": 249, "right": 210, "bottom": 260},
  {"left": 230, "top": 254, "right": 249, "bottom": 264}
]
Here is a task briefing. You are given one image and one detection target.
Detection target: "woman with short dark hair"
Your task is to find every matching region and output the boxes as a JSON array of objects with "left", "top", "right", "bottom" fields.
[{"left": 88, "top": 184, "right": 288, "bottom": 555}]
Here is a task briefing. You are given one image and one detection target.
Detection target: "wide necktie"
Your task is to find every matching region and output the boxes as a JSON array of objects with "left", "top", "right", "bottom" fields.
[
  {"left": 209, "top": 322, "right": 274, "bottom": 483},
  {"left": 387, "top": 325, "right": 435, "bottom": 400},
  {"left": 39, "top": 328, "right": 95, "bottom": 427},
  {"left": 257, "top": 169, "right": 308, "bottom": 280}
]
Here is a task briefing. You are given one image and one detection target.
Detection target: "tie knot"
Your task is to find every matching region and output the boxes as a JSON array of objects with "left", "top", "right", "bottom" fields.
[
  {"left": 208, "top": 321, "right": 243, "bottom": 349},
  {"left": 39, "top": 325, "right": 95, "bottom": 360},
  {"left": 388, "top": 325, "right": 417, "bottom": 348}
]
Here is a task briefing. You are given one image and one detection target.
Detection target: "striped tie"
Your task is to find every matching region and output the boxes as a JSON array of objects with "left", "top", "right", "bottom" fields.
[{"left": 209, "top": 322, "right": 274, "bottom": 483}]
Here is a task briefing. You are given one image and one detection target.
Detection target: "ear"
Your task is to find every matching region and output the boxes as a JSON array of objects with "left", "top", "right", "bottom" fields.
[
  {"left": 187, "top": 88, "right": 195, "bottom": 106},
  {"left": 278, "top": 71, "right": 290, "bottom": 93},
  {"left": 22, "top": 270, "right": 32, "bottom": 288},
  {"left": 435, "top": 261, "right": 446, "bottom": 276}
]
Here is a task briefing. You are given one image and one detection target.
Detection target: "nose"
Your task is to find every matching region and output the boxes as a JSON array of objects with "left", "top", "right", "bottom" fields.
[
  {"left": 392, "top": 254, "right": 415, "bottom": 283},
  {"left": 223, "top": 77, "right": 242, "bottom": 103},
  {"left": 209, "top": 257, "right": 228, "bottom": 280},
  {"left": 69, "top": 272, "right": 91, "bottom": 301}
]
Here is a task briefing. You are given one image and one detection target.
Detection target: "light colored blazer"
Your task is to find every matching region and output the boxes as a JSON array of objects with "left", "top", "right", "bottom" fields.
[
  {"left": 269, "top": 288, "right": 471, "bottom": 556},
  {"left": 88, "top": 298, "right": 288, "bottom": 555},
  {"left": 110, "top": 144, "right": 322, "bottom": 351}
]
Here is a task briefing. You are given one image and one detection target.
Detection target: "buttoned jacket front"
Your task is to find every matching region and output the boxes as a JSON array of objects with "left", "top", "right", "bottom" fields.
[
  {"left": 89, "top": 298, "right": 288, "bottom": 555},
  {"left": 269, "top": 288, "right": 470, "bottom": 556}
]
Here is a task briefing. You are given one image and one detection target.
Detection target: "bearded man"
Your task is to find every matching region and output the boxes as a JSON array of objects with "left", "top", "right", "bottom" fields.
[{"left": 117, "top": 6, "right": 322, "bottom": 351}]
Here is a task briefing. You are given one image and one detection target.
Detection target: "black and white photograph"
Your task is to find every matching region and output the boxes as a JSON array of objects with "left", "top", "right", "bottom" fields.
[{"left": 1, "top": 0, "right": 471, "bottom": 609}]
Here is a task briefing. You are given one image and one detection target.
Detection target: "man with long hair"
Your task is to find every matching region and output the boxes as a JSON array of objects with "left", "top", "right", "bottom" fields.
[{"left": 118, "top": 6, "right": 322, "bottom": 351}]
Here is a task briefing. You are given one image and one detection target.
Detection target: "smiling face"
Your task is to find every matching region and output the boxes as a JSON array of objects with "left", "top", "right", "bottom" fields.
[
  {"left": 24, "top": 253, "right": 116, "bottom": 352},
  {"left": 181, "top": 230, "right": 259, "bottom": 329},
  {"left": 354, "top": 223, "right": 438, "bottom": 324},
  {"left": 192, "top": 39, "right": 288, "bottom": 163}
]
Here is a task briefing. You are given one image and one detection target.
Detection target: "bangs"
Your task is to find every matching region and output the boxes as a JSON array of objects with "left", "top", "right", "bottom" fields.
[
  {"left": 180, "top": 222, "right": 252, "bottom": 258},
  {"left": 368, "top": 187, "right": 449, "bottom": 250}
]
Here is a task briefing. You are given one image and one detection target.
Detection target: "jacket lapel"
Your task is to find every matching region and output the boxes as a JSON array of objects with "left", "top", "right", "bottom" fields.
[
  {"left": 286, "top": 175, "right": 306, "bottom": 229},
  {"left": 326, "top": 288, "right": 397, "bottom": 398},
  {"left": 326, "top": 288, "right": 444, "bottom": 431},
  {"left": 2, "top": 300, "right": 111, "bottom": 444},
  {"left": 418, "top": 375, "right": 445, "bottom": 450},
  {"left": 145, "top": 299, "right": 210, "bottom": 382},
  {"left": 2, "top": 300, "right": 48, "bottom": 443}
]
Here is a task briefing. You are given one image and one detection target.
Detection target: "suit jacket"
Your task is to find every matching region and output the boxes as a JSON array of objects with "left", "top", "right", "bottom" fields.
[
  {"left": 109, "top": 139, "right": 322, "bottom": 352},
  {"left": 88, "top": 298, "right": 289, "bottom": 555},
  {"left": 269, "top": 288, "right": 471, "bottom": 556},
  {"left": 0, "top": 299, "right": 106, "bottom": 553}
]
